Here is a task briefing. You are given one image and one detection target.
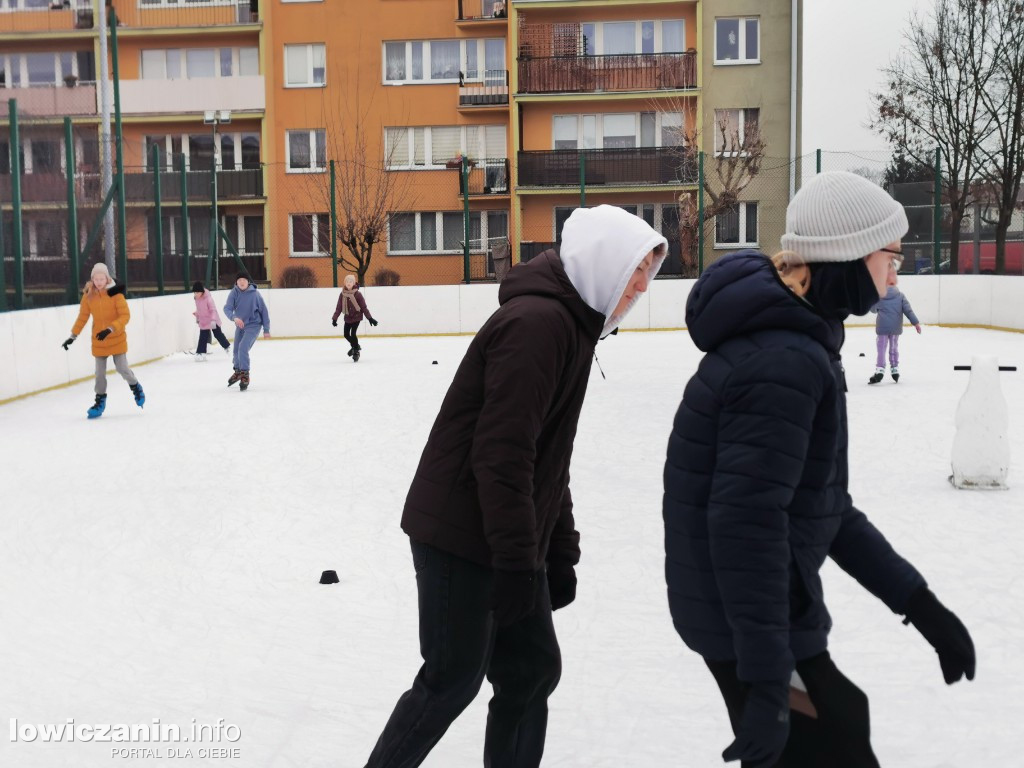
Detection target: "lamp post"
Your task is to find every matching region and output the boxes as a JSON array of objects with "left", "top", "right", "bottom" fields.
[{"left": 203, "top": 109, "right": 231, "bottom": 287}]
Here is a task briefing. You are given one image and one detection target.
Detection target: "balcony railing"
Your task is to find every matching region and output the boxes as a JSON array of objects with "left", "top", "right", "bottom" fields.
[
  {"left": 111, "top": 0, "right": 258, "bottom": 29},
  {"left": 0, "top": 0, "right": 94, "bottom": 34},
  {"left": 6, "top": 83, "right": 98, "bottom": 119},
  {"left": 518, "top": 52, "right": 696, "bottom": 94},
  {"left": 517, "top": 147, "right": 697, "bottom": 187},
  {"left": 457, "top": 158, "right": 510, "bottom": 196},
  {"left": 0, "top": 173, "right": 66, "bottom": 204},
  {"left": 459, "top": 70, "right": 509, "bottom": 107},
  {"left": 457, "top": 0, "right": 507, "bottom": 20},
  {"left": 119, "top": 168, "right": 264, "bottom": 202}
]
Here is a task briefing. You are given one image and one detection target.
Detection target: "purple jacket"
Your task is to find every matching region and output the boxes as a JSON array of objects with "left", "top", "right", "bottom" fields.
[
  {"left": 333, "top": 287, "right": 374, "bottom": 325},
  {"left": 193, "top": 290, "right": 222, "bottom": 330}
]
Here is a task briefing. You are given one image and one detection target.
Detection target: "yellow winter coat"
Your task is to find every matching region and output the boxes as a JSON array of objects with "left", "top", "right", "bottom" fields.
[{"left": 72, "top": 282, "right": 130, "bottom": 357}]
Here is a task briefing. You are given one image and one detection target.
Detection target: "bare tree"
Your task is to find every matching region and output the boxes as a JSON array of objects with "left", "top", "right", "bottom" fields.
[
  {"left": 301, "top": 66, "right": 411, "bottom": 285},
  {"left": 664, "top": 101, "right": 767, "bottom": 276},
  {"left": 977, "top": 0, "right": 1024, "bottom": 272},
  {"left": 873, "top": 0, "right": 998, "bottom": 272}
]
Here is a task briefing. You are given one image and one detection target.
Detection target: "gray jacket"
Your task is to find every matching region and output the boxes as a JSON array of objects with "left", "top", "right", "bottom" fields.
[{"left": 870, "top": 287, "right": 919, "bottom": 336}]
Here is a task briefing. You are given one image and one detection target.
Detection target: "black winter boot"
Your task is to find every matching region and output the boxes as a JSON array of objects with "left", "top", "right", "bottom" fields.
[
  {"left": 228, "top": 368, "right": 242, "bottom": 387},
  {"left": 239, "top": 370, "right": 250, "bottom": 391}
]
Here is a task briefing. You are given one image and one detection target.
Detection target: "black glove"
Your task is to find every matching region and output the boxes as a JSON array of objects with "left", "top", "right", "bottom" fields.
[
  {"left": 96, "top": 328, "right": 112, "bottom": 341},
  {"left": 368, "top": 318, "right": 378, "bottom": 327},
  {"left": 903, "top": 587, "right": 976, "bottom": 684},
  {"left": 547, "top": 563, "right": 577, "bottom": 611},
  {"left": 332, "top": 318, "right": 338, "bottom": 327},
  {"left": 491, "top": 569, "right": 538, "bottom": 627},
  {"left": 62, "top": 336, "right": 75, "bottom": 350},
  {"left": 722, "top": 680, "right": 790, "bottom": 767}
]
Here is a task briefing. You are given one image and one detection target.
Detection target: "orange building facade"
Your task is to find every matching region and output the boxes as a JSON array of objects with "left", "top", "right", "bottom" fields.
[{"left": 2, "top": 0, "right": 800, "bottom": 292}]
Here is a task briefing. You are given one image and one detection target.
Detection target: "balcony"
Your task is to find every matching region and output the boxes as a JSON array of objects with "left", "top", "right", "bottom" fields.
[
  {"left": 518, "top": 52, "right": 696, "bottom": 94},
  {"left": 4, "top": 83, "right": 98, "bottom": 119},
  {"left": 110, "top": 0, "right": 258, "bottom": 29},
  {"left": 118, "top": 76, "right": 265, "bottom": 117},
  {"left": 456, "top": 0, "right": 507, "bottom": 22},
  {"left": 459, "top": 70, "right": 509, "bottom": 108},
  {"left": 0, "top": 0, "right": 94, "bottom": 35},
  {"left": 120, "top": 167, "right": 264, "bottom": 203},
  {"left": 517, "top": 147, "right": 696, "bottom": 188},
  {"left": 457, "top": 158, "right": 510, "bottom": 196},
  {"left": 0, "top": 172, "right": 67, "bottom": 204}
]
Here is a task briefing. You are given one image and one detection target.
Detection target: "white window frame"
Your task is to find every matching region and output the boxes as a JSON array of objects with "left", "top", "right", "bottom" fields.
[
  {"left": 284, "top": 43, "right": 326, "bottom": 88},
  {"left": 551, "top": 112, "right": 684, "bottom": 150},
  {"left": 382, "top": 39, "right": 503, "bottom": 85},
  {"left": 714, "top": 201, "right": 759, "bottom": 249},
  {"left": 288, "top": 212, "right": 330, "bottom": 257},
  {"left": 713, "top": 17, "right": 760, "bottom": 65},
  {"left": 0, "top": 0, "right": 89, "bottom": 11},
  {"left": 712, "top": 108, "right": 759, "bottom": 157},
  {"left": 144, "top": 132, "right": 260, "bottom": 171},
  {"left": 0, "top": 51, "right": 82, "bottom": 88},
  {"left": 554, "top": 203, "right": 670, "bottom": 240},
  {"left": 286, "top": 129, "right": 327, "bottom": 173},
  {"left": 579, "top": 19, "right": 686, "bottom": 56},
  {"left": 388, "top": 210, "right": 509, "bottom": 255},
  {"left": 140, "top": 46, "right": 256, "bottom": 80},
  {"left": 384, "top": 125, "right": 506, "bottom": 170}
]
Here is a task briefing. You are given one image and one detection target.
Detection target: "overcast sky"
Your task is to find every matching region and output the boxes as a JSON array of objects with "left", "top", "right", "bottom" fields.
[{"left": 802, "top": 0, "right": 924, "bottom": 162}]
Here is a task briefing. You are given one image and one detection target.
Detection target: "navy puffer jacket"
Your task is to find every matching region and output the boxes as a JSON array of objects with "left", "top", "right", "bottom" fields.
[{"left": 663, "top": 250, "right": 926, "bottom": 683}]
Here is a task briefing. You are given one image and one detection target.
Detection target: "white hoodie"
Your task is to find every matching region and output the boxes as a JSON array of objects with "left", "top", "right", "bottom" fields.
[{"left": 558, "top": 205, "right": 668, "bottom": 338}]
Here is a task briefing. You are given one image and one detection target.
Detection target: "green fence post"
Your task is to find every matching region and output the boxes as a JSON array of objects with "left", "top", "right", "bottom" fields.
[
  {"left": 110, "top": 10, "right": 128, "bottom": 286},
  {"left": 179, "top": 154, "right": 190, "bottom": 291},
  {"left": 697, "top": 150, "right": 705, "bottom": 275},
  {"left": 330, "top": 160, "right": 338, "bottom": 288},
  {"left": 933, "top": 146, "right": 941, "bottom": 274},
  {"left": 64, "top": 117, "right": 80, "bottom": 304},
  {"left": 579, "top": 151, "right": 586, "bottom": 209},
  {"left": 0, "top": 189, "right": 6, "bottom": 311},
  {"left": 152, "top": 144, "right": 164, "bottom": 295},
  {"left": 9, "top": 99, "right": 24, "bottom": 309},
  {"left": 816, "top": 148, "right": 822, "bottom": 174},
  {"left": 462, "top": 155, "right": 471, "bottom": 283}
]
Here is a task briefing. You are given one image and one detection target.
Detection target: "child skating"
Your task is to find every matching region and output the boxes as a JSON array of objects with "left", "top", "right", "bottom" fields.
[
  {"left": 223, "top": 272, "right": 271, "bottom": 391},
  {"left": 869, "top": 281, "right": 921, "bottom": 384},
  {"left": 61, "top": 262, "right": 145, "bottom": 418},
  {"left": 331, "top": 274, "right": 377, "bottom": 362},
  {"left": 192, "top": 281, "right": 230, "bottom": 361}
]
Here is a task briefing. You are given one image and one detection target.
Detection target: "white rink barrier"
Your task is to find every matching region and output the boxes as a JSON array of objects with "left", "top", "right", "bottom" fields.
[{"left": 1, "top": 275, "right": 1023, "bottom": 403}]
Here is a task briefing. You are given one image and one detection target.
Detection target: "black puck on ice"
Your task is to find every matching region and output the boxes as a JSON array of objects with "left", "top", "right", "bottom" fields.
[
  {"left": 432, "top": 360, "right": 438, "bottom": 365},
  {"left": 859, "top": 353, "right": 865, "bottom": 357},
  {"left": 319, "top": 570, "right": 339, "bottom": 585}
]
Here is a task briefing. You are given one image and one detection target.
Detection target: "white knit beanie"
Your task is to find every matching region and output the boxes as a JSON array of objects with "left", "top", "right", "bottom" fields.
[
  {"left": 91, "top": 262, "right": 111, "bottom": 279},
  {"left": 780, "top": 171, "right": 909, "bottom": 262}
]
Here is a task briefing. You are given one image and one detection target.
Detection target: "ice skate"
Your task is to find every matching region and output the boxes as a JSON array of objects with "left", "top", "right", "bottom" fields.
[
  {"left": 868, "top": 367, "right": 884, "bottom": 385},
  {"left": 87, "top": 394, "right": 107, "bottom": 419}
]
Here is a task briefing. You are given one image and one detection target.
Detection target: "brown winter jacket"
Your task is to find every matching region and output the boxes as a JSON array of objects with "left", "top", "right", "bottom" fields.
[{"left": 401, "top": 250, "right": 604, "bottom": 572}]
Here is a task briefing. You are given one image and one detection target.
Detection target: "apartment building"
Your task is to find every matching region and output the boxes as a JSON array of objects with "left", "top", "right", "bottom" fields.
[{"left": 1, "top": 0, "right": 800, "bottom": 294}]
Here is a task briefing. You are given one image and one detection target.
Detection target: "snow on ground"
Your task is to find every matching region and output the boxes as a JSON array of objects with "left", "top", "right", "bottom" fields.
[{"left": 1, "top": 326, "right": 1022, "bottom": 767}]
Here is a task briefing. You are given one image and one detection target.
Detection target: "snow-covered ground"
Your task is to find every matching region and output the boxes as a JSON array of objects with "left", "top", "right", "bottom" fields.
[{"left": 1, "top": 326, "right": 1022, "bottom": 767}]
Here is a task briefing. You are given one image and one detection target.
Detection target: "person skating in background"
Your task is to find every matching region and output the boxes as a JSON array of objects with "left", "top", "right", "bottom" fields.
[
  {"left": 869, "top": 283, "right": 921, "bottom": 384},
  {"left": 331, "top": 274, "right": 377, "bottom": 362},
  {"left": 223, "top": 272, "right": 270, "bottom": 391},
  {"left": 61, "top": 262, "right": 145, "bottom": 419},
  {"left": 191, "top": 280, "right": 230, "bottom": 361},
  {"left": 663, "top": 172, "right": 974, "bottom": 768},
  {"left": 363, "top": 205, "right": 667, "bottom": 768}
]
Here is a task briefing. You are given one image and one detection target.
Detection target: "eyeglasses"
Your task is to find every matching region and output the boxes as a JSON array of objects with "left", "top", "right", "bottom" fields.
[{"left": 880, "top": 247, "right": 904, "bottom": 272}]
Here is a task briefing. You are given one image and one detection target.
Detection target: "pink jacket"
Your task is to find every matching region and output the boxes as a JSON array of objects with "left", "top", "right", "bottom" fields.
[{"left": 193, "top": 290, "right": 222, "bottom": 330}]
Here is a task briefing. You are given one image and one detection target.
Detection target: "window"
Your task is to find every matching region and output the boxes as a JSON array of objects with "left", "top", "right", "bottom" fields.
[
  {"left": 383, "top": 39, "right": 504, "bottom": 84},
  {"left": 571, "top": 20, "right": 685, "bottom": 56},
  {"left": 384, "top": 125, "right": 506, "bottom": 169},
  {"left": 388, "top": 210, "right": 506, "bottom": 254},
  {"left": 27, "top": 216, "right": 64, "bottom": 259},
  {"left": 239, "top": 47, "right": 259, "bottom": 76},
  {"left": 713, "top": 108, "right": 760, "bottom": 155},
  {"left": 25, "top": 52, "right": 56, "bottom": 86},
  {"left": 289, "top": 213, "right": 331, "bottom": 256},
  {"left": 715, "top": 18, "right": 759, "bottom": 64},
  {"left": 31, "top": 139, "right": 59, "bottom": 173},
  {"left": 186, "top": 49, "right": 217, "bottom": 78},
  {"left": 552, "top": 112, "right": 683, "bottom": 149},
  {"left": 285, "top": 44, "right": 326, "bottom": 87},
  {"left": 287, "top": 129, "right": 327, "bottom": 172},
  {"left": 146, "top": 133, "right": 260, "bottom": 171},
  {"left": 715, "top": 202, "right": 758, "bottom": 248},
  {"left": 141, "top": 47, "right": 254, "bottom": 80}
]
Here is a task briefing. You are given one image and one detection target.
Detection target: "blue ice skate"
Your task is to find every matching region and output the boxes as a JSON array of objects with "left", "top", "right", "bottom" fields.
[
  {"left": 130, "top": 382, "right": 145, "bottom": 408},
  {"left": 87, "top": 394, "right": 107, "bottom": 419}
]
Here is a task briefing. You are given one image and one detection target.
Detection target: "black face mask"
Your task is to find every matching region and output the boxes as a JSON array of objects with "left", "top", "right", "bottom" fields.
[{"left": 805, "top": 260, "right": 879, "bottom": 319}]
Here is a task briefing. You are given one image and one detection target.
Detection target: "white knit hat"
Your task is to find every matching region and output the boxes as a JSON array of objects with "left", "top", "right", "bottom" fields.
[
  {"left": 780, "top": 171, "right": 908, "bottom": 262},
  {"left": 90, "top": 262, "right": 111, "bottom": 279}
]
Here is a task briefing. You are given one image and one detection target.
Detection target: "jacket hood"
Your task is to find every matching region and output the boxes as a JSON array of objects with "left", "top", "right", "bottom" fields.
[
  {"left": 234, "top": 283, "right": 257, "bottom": 293},
  {"left": 107, "top": 282, "right": 125, "bottom": 297},
  {"left": 558, "top": 205, "right": 668, "bottom": 337},
  {"left": 499, "top": 250, "right": 605, "bottom": 342},
  {"left": 686, "top": 250, "right": 843, "bottom": 355}
]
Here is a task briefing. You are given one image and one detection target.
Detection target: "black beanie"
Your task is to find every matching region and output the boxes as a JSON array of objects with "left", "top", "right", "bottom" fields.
[
  {"left": 191, "top": 281, "right": 204, "bottom": 293},
  {"left": 236, "top": 271, "right": 252, "bottom": 284}
]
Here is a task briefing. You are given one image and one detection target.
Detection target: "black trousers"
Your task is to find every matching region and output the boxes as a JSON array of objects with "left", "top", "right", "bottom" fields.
[
  {"left": 344, "top": 321, "right": 361, "bottom": 349},
  {"left": 707, "top": 652, "right": 880, "bottom": 768},
  {"left": 197, "top": 325, "right": 230, "bottom": 353},
  {"left": 365, "top": 540, "right": 561, "bottom": 768}
]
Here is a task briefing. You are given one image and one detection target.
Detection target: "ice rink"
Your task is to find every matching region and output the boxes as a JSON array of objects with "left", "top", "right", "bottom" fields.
[{"left": 2, "top": 325, "right": 1022, "bottom": 767}]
